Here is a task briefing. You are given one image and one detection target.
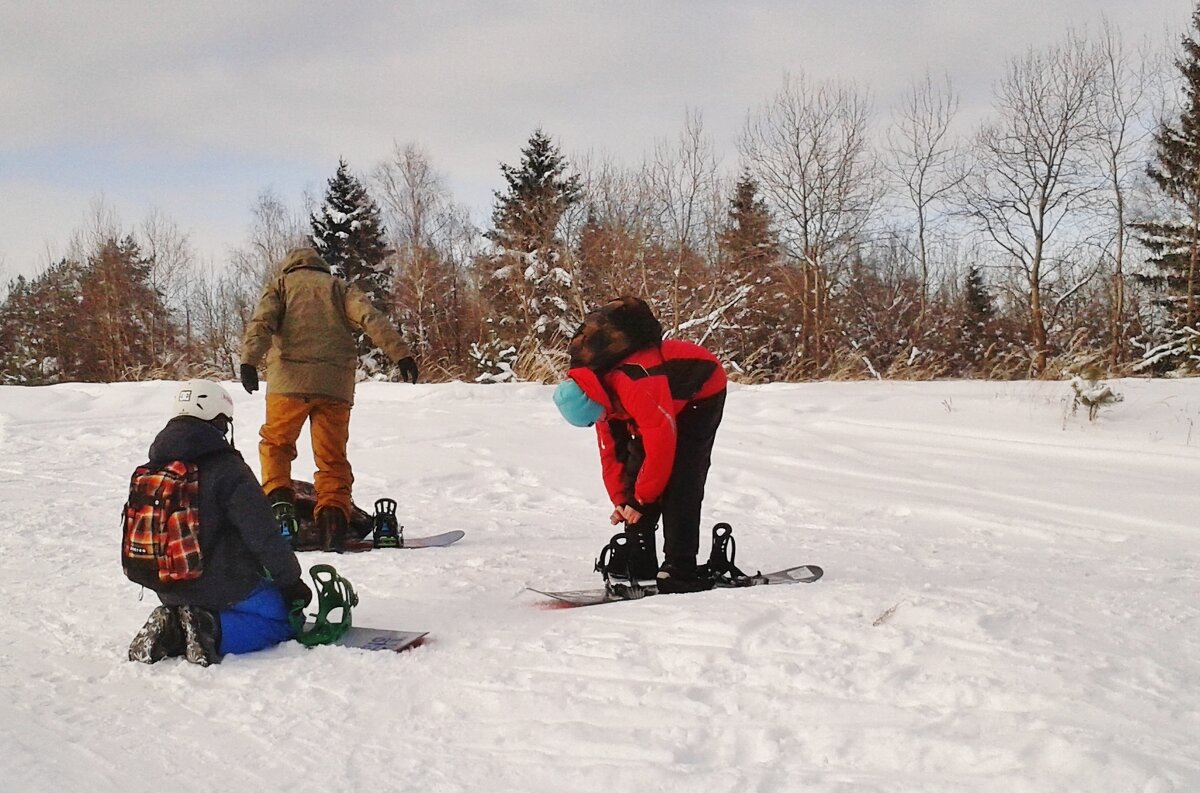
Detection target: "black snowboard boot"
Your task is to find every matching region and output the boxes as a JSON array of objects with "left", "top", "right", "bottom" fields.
[
  {"left": 178, "top": 606, "right": 222, "bottom": 667},
  {"left": 595, "top": 530, "right": 659, "bottom": 593},
  {"left": 656, "top": 557, "right": 714, "bottom": 594},
  {"left": 128, "top": 606, "right": 184, "bottom": 664},
  {"left": 317, "top": 507, "right": 349, "bottom": 553}
]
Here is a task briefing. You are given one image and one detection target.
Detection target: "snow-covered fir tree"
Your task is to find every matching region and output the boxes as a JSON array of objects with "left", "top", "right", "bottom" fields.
[
  {"left": 483, "top": 129, "right": 582, "bottom": 375},
  {"left": 82, "top": 237, "right": 174, "bottom": 382},
  {"left": 0, "top": 238, "right": 173, "bottom": 384},
  {"left": 1132, "top": 8, "right": 1200, "bottom": 373},
  {"left": 311, "top": 158, "right": 394, "bottom": 376},
  {"left": 716, "top": 172, "right": 786, "bottom": 377},
  {"left": 959, "top": 265, "right": 995, "bottom": 373}
]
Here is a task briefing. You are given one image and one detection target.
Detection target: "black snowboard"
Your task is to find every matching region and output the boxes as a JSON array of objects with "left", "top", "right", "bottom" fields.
[
  {"left": 528, "top": 564, "right": 824, "bottom": 608},
  {"left": 289, "top": 480, "right": 464, "bottom": 552}
]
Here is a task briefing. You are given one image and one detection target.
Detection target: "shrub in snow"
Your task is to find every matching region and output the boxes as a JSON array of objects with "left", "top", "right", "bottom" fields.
[
  {"left": 1069, "top": 372, "right": 1123, "bottom": 421},
  {"left": 471, "top": 339, "right": 518, "bottom": 384}
]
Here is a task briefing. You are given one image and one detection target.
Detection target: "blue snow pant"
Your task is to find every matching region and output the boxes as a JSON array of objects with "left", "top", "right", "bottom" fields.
[{"left": 218, "top": 583, "right": 296, "bottom": 656}]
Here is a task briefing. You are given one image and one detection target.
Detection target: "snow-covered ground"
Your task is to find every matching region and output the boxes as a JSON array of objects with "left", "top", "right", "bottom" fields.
[{"left": 1, "top": 378, "right": 1197, "bottom": 792}]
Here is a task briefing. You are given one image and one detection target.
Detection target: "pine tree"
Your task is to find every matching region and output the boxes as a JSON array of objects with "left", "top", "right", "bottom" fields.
[
  {"left": 0, "top": 238, "right": 172, "bottom": 384},
  {"left": 716, "top": 172, "right": 786, "bottom": 377},
  {"left": 80, "top": 237, "right": 173, "bottom": 381},
  {"left": 0, "top": 260, "right": 88, "bottom": 383},
  {"left": 1132, "top": 8, "right": 1200, "bottom": 372},
  {"left": 0, "top": 275, "right": 39, "bottom": 382},
  {"left": 483, "top": 129, "right": 583, "bottom": 370},
  {"left": 719, "top": 172, "right": 777, "bottom": 270},
  {"left": 311, "top": 158, "right": 393, "bottom": 375},
  {"left": 960, "top": 265, "right": 995, "bottom": 372},
  {"left": 312, "top": 158, "right": 391, "bottom": 305}
]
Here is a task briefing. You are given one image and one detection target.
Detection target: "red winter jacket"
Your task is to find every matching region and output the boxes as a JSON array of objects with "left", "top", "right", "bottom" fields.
[{"left": 568, "top": 339, "right": 726, "bottom": 508}]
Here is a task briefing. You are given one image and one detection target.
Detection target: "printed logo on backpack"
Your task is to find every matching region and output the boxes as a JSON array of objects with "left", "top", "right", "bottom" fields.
[{"left": 121, "top": 460, "right": 204, "bottom": 589}]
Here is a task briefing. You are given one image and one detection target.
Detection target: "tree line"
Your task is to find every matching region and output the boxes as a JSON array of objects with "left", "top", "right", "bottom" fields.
[{"left": 4, "top": 13, "right": 1200, "bottom": 386}]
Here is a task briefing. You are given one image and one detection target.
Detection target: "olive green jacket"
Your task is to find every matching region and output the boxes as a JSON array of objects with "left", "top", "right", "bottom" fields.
[{"left": 240, "top": 248, "right": 410, "bottom": 404}]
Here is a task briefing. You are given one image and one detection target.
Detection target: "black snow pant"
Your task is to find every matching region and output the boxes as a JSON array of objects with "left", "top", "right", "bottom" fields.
[{"left": 627, "top": 389, "right": 726, "bottom": 567}]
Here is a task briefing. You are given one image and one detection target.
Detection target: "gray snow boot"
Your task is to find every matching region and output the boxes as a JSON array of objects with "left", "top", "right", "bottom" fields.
[
  {"left": 178, "top": 606, "right": 223, "bottom": 666},
  {"left": 128, "top": 606, "right": 184, "bottom": 664}
]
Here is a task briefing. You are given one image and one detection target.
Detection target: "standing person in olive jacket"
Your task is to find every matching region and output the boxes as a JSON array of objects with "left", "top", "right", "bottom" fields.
[
  {"left": 552, "top": 296, "right": 728, "bottom": 594},
  {"left": 240, "top": 247, "right": 418, "bottom": 552},
  {"left": 128, "top": 380, "right": 312, "bottom": 667}
]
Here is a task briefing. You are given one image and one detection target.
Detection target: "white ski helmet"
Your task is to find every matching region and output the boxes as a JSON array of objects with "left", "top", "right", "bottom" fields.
[{"left": 174, "top": 379, "right": 234, "bottom": 423}]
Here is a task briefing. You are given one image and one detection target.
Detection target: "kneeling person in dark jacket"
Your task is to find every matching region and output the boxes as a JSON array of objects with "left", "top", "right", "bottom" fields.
[{"left": 127, "top": 380, "right": 312, "bottom": 666}]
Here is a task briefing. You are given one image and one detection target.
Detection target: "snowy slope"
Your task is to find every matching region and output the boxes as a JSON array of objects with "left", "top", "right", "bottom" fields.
[{"left": 0, "top": 378, "right": 1197, "bottom": 793}]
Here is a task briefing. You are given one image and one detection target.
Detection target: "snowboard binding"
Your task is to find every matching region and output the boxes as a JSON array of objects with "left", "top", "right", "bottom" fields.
[
  {"left": 289, "top": 564, "right": 359, "bottom": 647},
  {"left": 595, "top": 530, "right": 658, "bottom": 600},
  {"left": 704, "top": 523, "right": 761, "bottom": 587},
  {"left": 372, "top": 498, "right": 402, "bottom": 549},
  {"left": 272, "top": 501, "right": 299, "bottom": 547}
]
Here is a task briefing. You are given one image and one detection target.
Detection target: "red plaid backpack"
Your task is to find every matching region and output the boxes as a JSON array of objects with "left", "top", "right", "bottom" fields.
[{"left": 121, "top": 460, "right": 204, "bottom": 589}]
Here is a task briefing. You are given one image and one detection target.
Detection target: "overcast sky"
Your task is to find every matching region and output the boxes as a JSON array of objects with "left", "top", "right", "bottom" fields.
[{"left": 0, "top": 0, "right": 1192, "bottom": 281}]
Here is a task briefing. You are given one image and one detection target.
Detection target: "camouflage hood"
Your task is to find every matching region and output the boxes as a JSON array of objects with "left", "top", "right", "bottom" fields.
[
  {"left": 568, "top": 296, "right": 664, "bottom": 373},
  {"left": 278, "top": 246, "right": 331, "bottom": 276}
]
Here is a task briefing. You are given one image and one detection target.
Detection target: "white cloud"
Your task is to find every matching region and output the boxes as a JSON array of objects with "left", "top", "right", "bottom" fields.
[{"left": 0, "top": 0, "right": 1192, "bottom": 278}]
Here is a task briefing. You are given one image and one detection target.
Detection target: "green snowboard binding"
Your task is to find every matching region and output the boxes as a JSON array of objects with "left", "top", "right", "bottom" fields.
[{"left": 289, "top": 564, "right": 358, "bottom": 647}]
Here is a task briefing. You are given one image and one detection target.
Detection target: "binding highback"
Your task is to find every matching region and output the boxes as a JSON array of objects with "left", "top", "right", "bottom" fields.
[
  {"left": 372, "top": 498, "right": 401, "bottom": 549},
  {"left": 705, "top": 523, "right": 758, "bottom": 587},
  {"left": 594, "top": 530, "right": 657, "bottom": 598}
]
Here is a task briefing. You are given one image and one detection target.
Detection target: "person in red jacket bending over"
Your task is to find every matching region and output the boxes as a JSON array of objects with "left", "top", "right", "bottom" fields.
[{"left": 553, "top": 296, "right": 727, "bottom": 594}]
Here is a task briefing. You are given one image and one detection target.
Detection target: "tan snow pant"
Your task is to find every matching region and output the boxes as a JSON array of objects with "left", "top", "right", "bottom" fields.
[{"left": 259, "top": 393, "right": 353, "bottom": 519}]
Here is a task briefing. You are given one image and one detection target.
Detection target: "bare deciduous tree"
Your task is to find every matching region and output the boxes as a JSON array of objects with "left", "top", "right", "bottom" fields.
[
  {"left": 740, "top": 71, "right": 881, "bottom": 372},
  {"left": 961, "top": 35, "right": 1103, "bottom": 375},
  {"left": 645, "top": 109, "right": 725, "bottom": 331},
  {"left": 229, "top": 189, "right": 308, "bottom": 291},
  {"left": 374, "top": 143, "right": 482, "bottom": 374},
  {"left": 1092, "top": 19, "right": 1154, "bottom": 371},
  {"left": 139, "top": 209, "right": 195, "bottom": 313},
  {"left": 572, "top": 153, "right": 656, "bottom": 300},
  {"left": 885, "top": 73, "right": 965, "bottom": 329},
  {"left": 185, "top": 264, "right": 247, "bottom": 377}
]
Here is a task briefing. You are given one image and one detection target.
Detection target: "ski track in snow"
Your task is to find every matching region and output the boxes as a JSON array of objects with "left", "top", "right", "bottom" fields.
[{"left": 1, "top": 378, "right": 1198, "bottom": 792}]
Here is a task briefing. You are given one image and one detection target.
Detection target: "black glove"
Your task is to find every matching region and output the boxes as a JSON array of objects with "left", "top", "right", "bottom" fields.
[
  {"left": 396, "top": 356, "right": 419, "bottom": 384},
  {"left": 240, "top": 363, "right": 259, "bottom": 394},
  {"left": 280, "top": 578, "right": 312, "bottom": 611}
]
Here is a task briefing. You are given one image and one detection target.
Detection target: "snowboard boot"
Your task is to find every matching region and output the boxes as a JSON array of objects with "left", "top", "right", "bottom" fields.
[
  {"left": 595, "top": 530, "right": 659, "bottom": 597},
  {"left": 128, "top": 606, "right": 184, "bottom": 664},
  {"left": 178, "top": 606, "right": 222, "bottom": 667},
  {"left": 268, "top": 487, "right": 299, "bottom": 547},
  {"left": 317, "top": 507, "right": 349, "bottom": 554},
  {"left": 656, "top": 557, "right": 714, "bottom": 594}
]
